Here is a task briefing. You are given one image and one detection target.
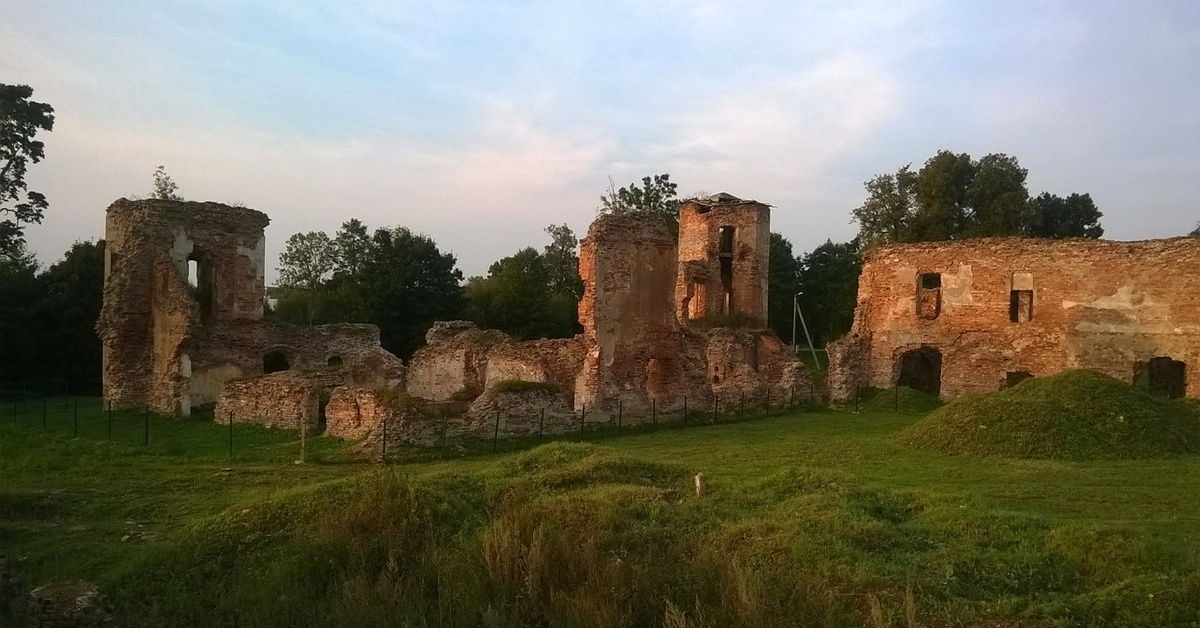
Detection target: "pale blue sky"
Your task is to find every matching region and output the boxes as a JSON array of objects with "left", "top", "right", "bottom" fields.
[{"left": 4, "top": 1, "right": 1199, "bottom": 279}]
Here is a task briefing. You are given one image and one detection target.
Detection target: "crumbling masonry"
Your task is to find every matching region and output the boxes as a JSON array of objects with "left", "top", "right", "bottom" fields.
[
  {"left": 826, "top": 237, "right": 1200, "bottom": 402},
  {"left": 96, "top": 199, "right": 404, "bottom": 419}
]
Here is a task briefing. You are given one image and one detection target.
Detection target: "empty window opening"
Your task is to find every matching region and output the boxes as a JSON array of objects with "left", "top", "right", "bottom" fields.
[
  {"left": 897, "top": 347, "right": 942, "bottom": 396},
  {"left": 1135, "top": 357, "right": 1186, "bottom": 399},
  {"left": 187, "top": 254, "right": 214, "bottom": 324},
  {"left": 718, "top": 226, "right": 735, "bottom": 256},
  {"left": 1005, "top": 371, "right": 1033, "bottom": 388},
  {"left": 327, "top": 355, "right": 344, "bottom": 368},
  {"left": 263, "top": 350, "right": 290, "bottom": 374},
  {"left": 1010, "top": 290, "right": 1033, "bottom": 323},
  {"left": 720, "top": 257, "right": 734, "bottom": 314},
  {"left": 917, "top": 273, "right": 941, "bottom": 320}
]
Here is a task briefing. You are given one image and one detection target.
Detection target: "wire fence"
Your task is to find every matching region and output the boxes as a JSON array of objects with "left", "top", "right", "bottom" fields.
[{"left": 0, "top": 382, "right": 833, "bottom": 465}]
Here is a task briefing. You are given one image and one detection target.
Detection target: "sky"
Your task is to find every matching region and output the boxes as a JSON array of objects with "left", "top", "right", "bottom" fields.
[{"left": 4, "top": 1, "right": 1199, "bottom": 281}]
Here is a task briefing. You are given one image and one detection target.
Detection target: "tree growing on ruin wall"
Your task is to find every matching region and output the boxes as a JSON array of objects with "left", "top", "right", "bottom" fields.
[{"left": 598, "top": 173, "right": 680, "bottom": 236}]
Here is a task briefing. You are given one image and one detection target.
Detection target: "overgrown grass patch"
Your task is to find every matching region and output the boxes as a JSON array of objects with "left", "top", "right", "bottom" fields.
[{"left": 2, "top": 395, "right": 1199, "bottom": 626}]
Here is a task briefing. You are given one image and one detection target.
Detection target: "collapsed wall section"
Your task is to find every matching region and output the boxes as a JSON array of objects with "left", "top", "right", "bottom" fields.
[{"left": 827, "top": 237, "right": 1200, "bottom": 401}]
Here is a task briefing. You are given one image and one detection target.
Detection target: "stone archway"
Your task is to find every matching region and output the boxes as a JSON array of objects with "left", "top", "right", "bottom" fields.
[
  {"left": 897, "top": 347, "right": 942, "bottom": 396},
  {"left": 263, "top": 350, "right": 291, "bottom": 374}
]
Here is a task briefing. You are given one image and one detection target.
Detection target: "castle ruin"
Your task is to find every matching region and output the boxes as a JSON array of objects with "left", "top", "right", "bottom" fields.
[{"left": 826, "top": 237, "right": 1200, "bottom": 402}]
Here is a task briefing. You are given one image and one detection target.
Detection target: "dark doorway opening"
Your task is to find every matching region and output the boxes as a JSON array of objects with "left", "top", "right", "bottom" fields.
[
  {"left": 263, "top": 351, "right": 290, "bottom": 374},
  {"left": 1006, "top": 371, "right": 1033, "bottom": 387},
  {"left": 1136, "top": 357, "right": 1187, "bottom": 399},
  {"left": 897, "top": 347, "right": 942, "bottom": 396},
  {"left": 1010, "top": 290, "right": 1033, "bottom": 322},
  {"left": 187, "top": 253, "right": 214, "bottom": 325},
  {"left": 327, "top": 355, "right": 344, "bottom": 368}
]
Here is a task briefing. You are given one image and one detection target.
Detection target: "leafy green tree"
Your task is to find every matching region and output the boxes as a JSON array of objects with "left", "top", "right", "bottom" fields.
[
  {"left": 542, "top": 223, "right": 583, "bottom": 300},
  {"left": 277, "top": 231, "right": 336, "bottom": 324},
  {"left": 0, "top": 243, "right": 40, "bottom": 383},
  {"left": 599, "top": 173, "right": 680, "bottom": 235},
  {"left": 150, "top": 165, "right": 184, "bottom": 201},
  {"left": 853, "top": 150, "right": 1101, "bottom": 245},
  {"left": 767, "top": 233, "right": 802, "bottom": 343},
  {"left": 1029, "top": 193, "right": 1103, "bottom": 238},
  {"left": 0, "top": 84, "right": 55, "bottom": 261},
  {"left": 333, "top": 219, "right": 372, "bottom": 277},
  {"left": 796, "top": 239, "right": 862, "bottom": 347},
  {"left": 360, "top": 227, "right": 465, "bottom": 358},
  {"left": 34, "top": 240, "right": 105, "bottom": 392}
]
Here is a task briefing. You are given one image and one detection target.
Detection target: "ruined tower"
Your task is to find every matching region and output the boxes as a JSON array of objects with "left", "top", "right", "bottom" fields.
[
  {"left": 675, "top": 193, "right": 771, "bottom": 325},
  {"left": 97, "top": 199, "right": 270, "bottom": 416}
]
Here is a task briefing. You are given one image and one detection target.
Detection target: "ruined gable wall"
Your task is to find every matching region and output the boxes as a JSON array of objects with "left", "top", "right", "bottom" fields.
[
  {"left": 705, "top": 328, "right": 814, "bottom": 407},
  {"left": 576, "top": 214, "right": 688, "bottom": 420},
  {"left": 264, "top": 323, "right": 405, "bottom": 387},
  {"left": 843, "top": 237, "right": 1200, "bottom": 399},
  {"left": 675, "top": 200, "right": 771, "bottom": 324},
  {"left": 406, "top": 322, "right": 510, "bottom": 401},
  {"left": 98, "top": 199, "right": 269, "bottom": 415},
  {"left": 484, "top": 336, "right": 586, "bottom": 403}
]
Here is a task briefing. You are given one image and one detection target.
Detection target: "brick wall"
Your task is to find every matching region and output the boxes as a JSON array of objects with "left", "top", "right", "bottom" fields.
[{"left": 828, "top": 237, "right": 1200, "bottom": 401}]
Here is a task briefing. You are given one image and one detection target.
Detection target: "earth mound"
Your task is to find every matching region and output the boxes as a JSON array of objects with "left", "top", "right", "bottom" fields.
[{"left": 896, "top": 370, "right": 1199, "bottom": 460}]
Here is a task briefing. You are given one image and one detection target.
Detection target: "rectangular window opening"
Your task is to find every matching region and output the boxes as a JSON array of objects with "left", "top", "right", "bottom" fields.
[
  {"left": 1010, "top": 290, "right": 1033, "bottom": 323},
  {"left": 718, "top": 226, "right": 735, "bottom": 256},
  {"left": 917, "top": 272, "right": 941, "bottom": 320}
]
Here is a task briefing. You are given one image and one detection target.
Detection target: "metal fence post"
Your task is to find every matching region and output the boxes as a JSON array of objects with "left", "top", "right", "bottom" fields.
[
  {"left": 739, "top": 392, "right": 744, "bottom": 420},
  {"left": 766, "top": 386, "right": 771, "bottom": 417},
  {"left": 651, "top": 398, "right": 656, "bottom": 429},
  {"left": 683, "top": 396, "right": 688, "bottom": 426},
  {"left": 790, "top": 386, "right": 795, "bottom": 410},
  {"left": 579, "top": 404, "right": 586, "bottom": 440},
  {"left": 381, "top": 416, "right": 387, "bottom": 462},
  {"left": 107, "top": 400, "right": 112, "bottom": 439},
  {"left": 441, "top": 412, "right": 448, "bottom": 449},
  {"left": 712, "top": 394, "right": 718, "bottom": 424},
  {"left": 854, "top": 385, "right": 860, "bottom": 413},
  {"left": 810, "top": 378, "right": 816, "bottom": 411},
  {"left": 617, "top": 400, "right": 622, "bottom": 435},
  {"left": 539, "top": 407, "right": 545, "bottom": 440},
  {"left": 73, "top": 396, "right": 78, "bottom": 437},
  {"left": 228, "top": 412, "right": 234, "bottom": 460}
]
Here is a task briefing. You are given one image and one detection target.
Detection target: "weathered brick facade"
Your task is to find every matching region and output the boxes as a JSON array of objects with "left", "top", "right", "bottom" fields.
[
  {"left": 97, "top": 199, "right": 405, "bottom": 417},
  {"left": 676, "top": 193, "right": 771, "bottom": 325},
  {"left": 826, "top": 237, "right": 1200, "bottom": 401}
]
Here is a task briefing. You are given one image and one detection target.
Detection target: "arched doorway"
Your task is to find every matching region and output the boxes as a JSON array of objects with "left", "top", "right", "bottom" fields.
[
  {"left": 897, "top": 347, "right": 942, "bottom": 396},
  {"left": 263, "top": 350, "right": 291, "bottom": 374}
]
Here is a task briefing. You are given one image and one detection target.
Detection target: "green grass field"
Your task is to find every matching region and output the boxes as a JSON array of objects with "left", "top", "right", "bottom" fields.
[{"left": 1, "top": 397, "right": 1198, "bottom": 627}]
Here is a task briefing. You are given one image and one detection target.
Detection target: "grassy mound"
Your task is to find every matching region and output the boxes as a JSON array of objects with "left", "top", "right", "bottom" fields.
[
  {"left": 860, "top": 385, "right": 942, "bottom": 414},
  {"left": 897, "top": 370, "right": 1200, "bottom": 460}
]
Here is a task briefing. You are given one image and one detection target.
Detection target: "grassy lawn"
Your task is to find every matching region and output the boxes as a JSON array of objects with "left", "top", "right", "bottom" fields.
[{"left": 2, "top": 398, "right": 1198, "bottom": 626}]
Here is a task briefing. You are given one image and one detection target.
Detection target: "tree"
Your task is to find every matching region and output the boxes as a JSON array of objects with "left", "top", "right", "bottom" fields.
[
  {"left": 333, "top": 219, "right": 372, "bottom": 278},
  {"left": 150, "top": 165, "right": 184, "bottom": 201},
  {"left": 542, "top": 223, "right": 583, "bottom": 300},
  {"left": 0, "top": 242, "right": 40, "bottom": 383},
  {"left": 767, "top": 233, "right": 802, "bottom": 344},
  {"left": 1029, "top": 193, "right": 1103, "bottom": 238},
  {"left": 599, "top": 173, "right": 680, "bottom": 235},
  {"left": 33, "top": 240, "right": 106, "bottom": 392},
  {"left": 796, "top": 239, "right": 862, "bottom": 347},
  {"left": 360, "top": 227, "right": 465, "bottom": 358},
  {"left": 852, "top": 150, "right": 1102, "bottom": 245},
  {"left": 277, "top": 231, "right": 335, "bottom": 324},
  {"left": 1192, "top": 222, "right": 1200, "bottom": 237},
  {"left": 0, "top": 84, "right": 55, "bottom": 261}
]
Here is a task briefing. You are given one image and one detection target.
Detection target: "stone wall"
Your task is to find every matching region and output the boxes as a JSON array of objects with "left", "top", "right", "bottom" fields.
[
  {"left": 212, "top": 371, "right": 341, "bottom": 430},
  {"left": 676, "top": 194, "right": 771, "bottom": 325},
  {"left": 98, "top": 198, "right": 406, "bottom": 417},
  {"left": 461, "top": 385, "right": 578, "bottom": 439},
  {"left": 325, "top": 386, "right": 446, "bottom": 452},
  {"left": 827, "top": 237, "right": 1200, "bottom": 401},
  {"left": 405, "top": 322, "right": 514, "bottom": 401},
  {"left": 575, "top": 214, "right": 692, "bottom": 420},
  {"left": 706, "top": 327, "right": 812, "bottom": 408}
]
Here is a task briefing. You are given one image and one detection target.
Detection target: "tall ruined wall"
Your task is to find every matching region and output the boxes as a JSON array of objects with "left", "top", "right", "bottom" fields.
[
  {"left": 98, "top": 199, "right": 269, "bottom": 415},
  {"left": 831, "top": 237, "right": 1200, "bottom": 400},
  {"left": 675, "top": 195, "right": 771, "bottom": 325},
  {"left": 265, "top": 323, "right": 405, "bottom": 388},
  {"left": 576, "top": 214, "right": 694, "bottom": 419}
]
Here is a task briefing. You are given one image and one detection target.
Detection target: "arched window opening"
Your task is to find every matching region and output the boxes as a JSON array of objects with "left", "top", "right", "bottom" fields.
[
  {"left": 897, "top": 347, "right": 942, "bottom": 396},
  {"left": 263, "top": 350, "right": 290, "bottom": 374}
]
